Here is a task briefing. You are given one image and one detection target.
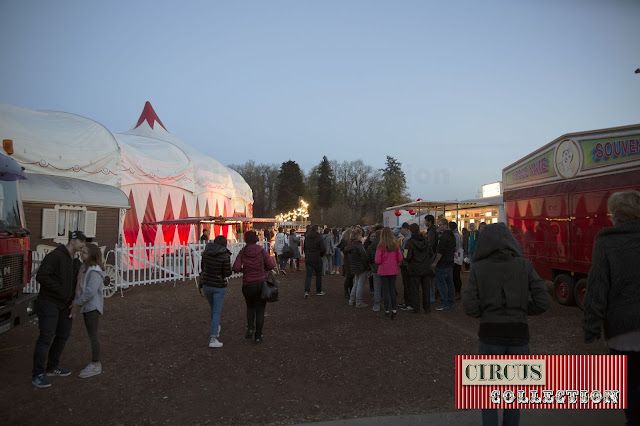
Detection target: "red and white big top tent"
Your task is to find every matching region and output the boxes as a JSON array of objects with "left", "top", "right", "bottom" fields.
[{"left": 0, "top": 102, "right": 253, "bottom": 245}]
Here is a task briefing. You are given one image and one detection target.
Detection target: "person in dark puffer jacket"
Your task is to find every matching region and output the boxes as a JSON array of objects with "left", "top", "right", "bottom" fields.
[
  {"left": 366, "top": 230, "right": 382, "bottom": 311},
  {"left": 345, "top": 228, "right": 369, "bottom": 307},
  {"left": 583, "top": 191, "right": 640, "bottom": 426},
  {"left": 200, "top": 235, "right": 232, "bottom": 348},
  {"left": 462, "top": 222, "right": 550, "bottom": 426},
  {"left": 404, "top": 223, "right": 432, "bottom": 314},
  {"left": 302, "top": 225, "right": 326, "bottom": 298}
]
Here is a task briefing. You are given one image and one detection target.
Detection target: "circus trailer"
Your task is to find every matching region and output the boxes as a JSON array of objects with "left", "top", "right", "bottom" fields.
[{"left": 502, "top": 124, "right": 640, "bottom": 309}]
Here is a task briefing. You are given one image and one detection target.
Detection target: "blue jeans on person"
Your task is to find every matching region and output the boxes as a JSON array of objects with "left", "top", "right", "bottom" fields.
[
  {"left": 278, "top": 254, "right": 287, "bottom": 271},
  {"left": 379, "top": 274, "right": 398, "bottom": 312},
  {"left": 350, "top": 272, "right": 368, "bottom": 305},
  {"left": 304, "top": 263, "right": 323, "bottom": 293},
  {"left": 479, "top": 341, "right": 530, "bottom": 426},
  {"left": 435, "top": 266, "right": 455, "bottom": 308},
  {"left": 32, "top": 298, "right": 72, "bottom": 377},
  {"left": 610, "top": 347, "right": 640, "bottom": 426},
  {"left": 333, "top": 248, "right": 342, "bottom": 266},
  {"left": 202, "top": 286, "right": 226, "bottom": 338}
]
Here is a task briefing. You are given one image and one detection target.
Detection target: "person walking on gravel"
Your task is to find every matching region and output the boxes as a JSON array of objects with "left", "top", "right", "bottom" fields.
[
  {"left": 233, "top": 231, "right": 275, "bottom": 344},
  {"left": 199, "top": 235, "right": 232, "bottom": 348}
]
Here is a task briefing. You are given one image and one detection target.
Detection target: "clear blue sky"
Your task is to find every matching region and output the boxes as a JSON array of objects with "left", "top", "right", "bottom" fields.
[{"left": 1, "top": 0, "right": 638, "bottom": 201}]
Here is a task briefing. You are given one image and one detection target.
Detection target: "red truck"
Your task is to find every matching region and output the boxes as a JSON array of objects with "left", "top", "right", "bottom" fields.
[
  {"left": 0, "top": 140, "right": 34, "bottom": 334},
  {"left": 502, "top": 124, "right": 640, "bottom": 309}
]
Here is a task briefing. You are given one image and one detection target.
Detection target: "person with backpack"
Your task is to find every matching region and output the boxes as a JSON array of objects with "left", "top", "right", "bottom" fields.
[
  {"left": 404, "top": 223, "right": 432, "bottom": 314},
  {"left": 274, "top": 227, "right": 289, "bottom": 275}
]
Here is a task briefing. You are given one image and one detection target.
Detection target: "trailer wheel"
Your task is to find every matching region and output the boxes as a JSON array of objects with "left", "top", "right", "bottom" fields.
[
  {"left": 574, "top": 278, "right": 587, "bottom": 310},
  {"left": 553, "top": 274, "right": 575, "bottom": 305}
]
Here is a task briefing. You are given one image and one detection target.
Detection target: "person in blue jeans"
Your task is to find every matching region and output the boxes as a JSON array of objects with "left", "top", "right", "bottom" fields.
[
  {"left": 199, "top": 235, "right": 232, "bottom": 348},
  {"left": 431, "top": 218, "right": 456, "bottom": 311},
  {"left": 462, "top": 222, "right": 550, "bottom": 426}
]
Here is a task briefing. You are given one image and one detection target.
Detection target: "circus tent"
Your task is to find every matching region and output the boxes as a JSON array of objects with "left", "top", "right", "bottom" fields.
[{"left": 0, "top": 102, "right": 253, "bottom": 245}]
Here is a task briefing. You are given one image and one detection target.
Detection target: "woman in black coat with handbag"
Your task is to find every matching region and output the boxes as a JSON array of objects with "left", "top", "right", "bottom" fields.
[{"left": 199, "top": 236, "right": 232, "bottom": 348}]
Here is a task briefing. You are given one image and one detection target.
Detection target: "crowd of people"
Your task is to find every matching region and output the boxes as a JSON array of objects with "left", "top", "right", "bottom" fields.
[{"left": 29, "top": 190, "right": 640, "bottom": 426}]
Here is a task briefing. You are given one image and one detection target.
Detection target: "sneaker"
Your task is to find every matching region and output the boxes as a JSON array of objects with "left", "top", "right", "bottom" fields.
[
  {"left": 400, "top": 305, "right": 414, "bottom": 311},
  {"left": 78, "top": 363, "right": 102, "bottom": 379},
  {"left": 245, "top": 328, "right": 254, "bottom": 339},
  {"left": 304, "top": 292, "right": 309, "bottom": 299},
  {"left": 355, "top": 303, "right": 369, "bottom": 308},
  {"left": 390, "top": 311, "right": 397, "bottom": 320},
  {"left": 46, "top": 367, "right": 71, "bottom": 377},
  {"left": 316, "top": 291, "right": 326, "bottom": 296},
  {"left": 372, "top": 305, "right": 380, "bottom": 312},
  {"left": 398, "top": 303, "right": 407, "bottom": 309},
  {"left": 435, "top": 306, "right": 450, "bottom": 311},
  {"left": 348, "top": 300, "right": 355, "bottom": 306},
  {"left": 384, "top": 311, "right": 390, "bottom": 318},
  {"left": 208, "top": 338, "right": 223, "bottom": 348},
  {"left": 32, "top": 373, "right": 51, "bottom": 388},
  {"left": 280, "top": 270, "right": 287, "bottom": 276},
  {"left": 255, "top": 337, "right": 263, "bottom": 344}
]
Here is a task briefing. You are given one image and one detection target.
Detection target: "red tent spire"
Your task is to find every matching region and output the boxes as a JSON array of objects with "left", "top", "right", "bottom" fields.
[{"left": 135, "top": 101, "right": 168, "bottom": 131}]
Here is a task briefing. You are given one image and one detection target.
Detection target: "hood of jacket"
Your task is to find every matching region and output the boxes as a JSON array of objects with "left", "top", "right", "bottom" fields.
[
  {"left": 472, "top": 222, "right": 522, "bottom": 262},
  {"left": 305, "top": 230, "right": 322, "bottom": 244},
  {"left": 343, "top": 241, "right": 362, "bottom": 254},
  {"left": 204, "top": 242, "right": 231, "bottom": 257},
  {"left": 242, "top": 243, "right": 265, "bottom": 259},
  {"left": 406, "top": 233, "right": 428, "bottom": 250},
  {"left": 596, "top": 219, "right": 640, "bottom": 239}
]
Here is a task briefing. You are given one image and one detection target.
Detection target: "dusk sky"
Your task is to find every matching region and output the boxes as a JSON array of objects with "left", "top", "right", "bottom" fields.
[{"left": 1, "top": 0, "right": 638, "bottom": 201}]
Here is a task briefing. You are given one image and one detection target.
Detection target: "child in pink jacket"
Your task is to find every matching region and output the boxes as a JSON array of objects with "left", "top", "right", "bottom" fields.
[{"left": 375, "top": 227, "right": 404, "bottom": 319}]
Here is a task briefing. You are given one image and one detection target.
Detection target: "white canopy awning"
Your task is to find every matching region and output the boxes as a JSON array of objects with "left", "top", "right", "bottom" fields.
[{"left": 21, "top": 174, "right": 130, "bottom": 209}]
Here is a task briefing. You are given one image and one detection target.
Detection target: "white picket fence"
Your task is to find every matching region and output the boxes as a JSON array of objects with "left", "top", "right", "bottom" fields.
[{"left": 26, "top": 239, "right": 273, "bottom": 297}]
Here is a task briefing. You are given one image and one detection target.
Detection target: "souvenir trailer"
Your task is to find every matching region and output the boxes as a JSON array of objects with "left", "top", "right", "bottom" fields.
[{"left": 502, "top": 124, "right": 640, "bottom": 309}]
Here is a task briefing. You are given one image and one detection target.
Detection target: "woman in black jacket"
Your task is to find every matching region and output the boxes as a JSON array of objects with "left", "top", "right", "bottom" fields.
[
  {"left": 199, "top": 236, "right": 232, "bottom": 348},
  {"left": 345, "top": 228, "right": 369, "bottom": 308}
]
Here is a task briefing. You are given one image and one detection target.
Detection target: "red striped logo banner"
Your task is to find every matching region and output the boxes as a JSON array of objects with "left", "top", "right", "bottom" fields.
[{"left": 455, "top": 355, "right": 627, "bottom": 409}]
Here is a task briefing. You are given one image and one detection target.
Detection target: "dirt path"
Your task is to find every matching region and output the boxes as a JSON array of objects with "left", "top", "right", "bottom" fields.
[{"left": 0, "top": 270, "right": 608, "bottom": 425}]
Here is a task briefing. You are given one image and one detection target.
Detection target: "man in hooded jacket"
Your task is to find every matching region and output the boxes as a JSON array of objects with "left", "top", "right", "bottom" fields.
[
  {"left": 404, "top": 223, "right": 432, "bottom": 314},
  {"left": 462, "top": 222, "right": 550, "bottom": 426},
  {"left": 303, "top": 225, "right": 326, "bottom": 298}
]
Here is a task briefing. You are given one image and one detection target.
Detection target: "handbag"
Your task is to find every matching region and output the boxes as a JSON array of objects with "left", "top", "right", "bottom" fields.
[{"left": 259, "top": 250, "right": 279, "bottom": 302}]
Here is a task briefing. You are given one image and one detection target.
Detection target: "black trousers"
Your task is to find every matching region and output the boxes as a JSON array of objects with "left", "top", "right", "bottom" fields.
[
  {"left": 409, "top": 274, "right": 430, "bottom": 313},
  {"left": 400, "top": 266, "right": 409, "bottom": 304},
  {"left": 83, "top": 310, "right": 101, "bottom": 362},
  {"left": 32, "top": 298, "right": 72, "bottom": 377},
  {"left": 453, "top": 264, "right": 462, "bottom": 293},
  {"left": 344, "top": 274, "right": 354, "bottom": 298},
  {"left": 242, "top": 282, "right": 266, "bottom": 338}
]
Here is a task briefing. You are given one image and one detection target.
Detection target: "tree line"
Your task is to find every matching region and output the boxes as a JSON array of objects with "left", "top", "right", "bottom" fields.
[{"left": 228, "top": 156, "right": 411, "bottom": 226}]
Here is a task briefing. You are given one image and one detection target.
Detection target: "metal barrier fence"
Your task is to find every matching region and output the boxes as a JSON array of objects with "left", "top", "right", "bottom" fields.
[{"left": 24, "top": 238, "right": 304, "bottom": 298}]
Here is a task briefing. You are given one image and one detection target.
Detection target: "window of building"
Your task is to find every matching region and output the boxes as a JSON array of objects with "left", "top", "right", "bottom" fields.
[{"left": 42, "top": 205, "right": 97, "bottom": 243}]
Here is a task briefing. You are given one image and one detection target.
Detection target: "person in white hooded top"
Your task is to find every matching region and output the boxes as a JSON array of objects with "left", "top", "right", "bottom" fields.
[{"left": 72, "top": 243, "right": 105, "bottom": 379}]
